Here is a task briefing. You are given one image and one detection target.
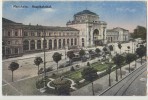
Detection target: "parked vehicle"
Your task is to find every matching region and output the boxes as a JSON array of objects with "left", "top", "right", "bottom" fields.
[
  {"left": 59, "top": 61, "right": 70, "bottom": 68},
  {"left": 38, "top": 67, "right": 53, "bottom": 74},
  {"left": 72, "top": 57, "right": 81, "bottom": 62}
]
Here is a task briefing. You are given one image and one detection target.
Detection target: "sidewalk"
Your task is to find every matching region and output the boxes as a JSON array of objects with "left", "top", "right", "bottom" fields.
[
  {"left": 71, "top": 59, "right": 145, "bottom": 96},
  {"left": 2, "top": 49, "right": 66, "bottom": 62}
]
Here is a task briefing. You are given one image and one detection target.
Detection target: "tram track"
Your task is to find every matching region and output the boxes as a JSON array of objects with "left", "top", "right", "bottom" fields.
[
  {"left": 99, "top": 62, "right": 146, "bottom": 96},
  {"left": 114, "top": 64, "right": 146, "bottom": 96}
]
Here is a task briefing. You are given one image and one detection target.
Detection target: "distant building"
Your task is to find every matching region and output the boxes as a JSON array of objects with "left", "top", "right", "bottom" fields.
[
  {"left": 67, "top": 10, "right": 107, "bottom": 47},
  {"left": 106, "top": 27, "right": 129, "bottom": 43},
  {"left": 2, "top": 18, "right": 79, "bottom": 58},
  {"left": 106, "top": 29, "right": 119, "bottom": 42}
]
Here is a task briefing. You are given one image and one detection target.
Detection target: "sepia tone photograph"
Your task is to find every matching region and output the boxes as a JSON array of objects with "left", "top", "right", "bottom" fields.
[{"left": 2, "top": 0, "right": 147, "bottom": 96}]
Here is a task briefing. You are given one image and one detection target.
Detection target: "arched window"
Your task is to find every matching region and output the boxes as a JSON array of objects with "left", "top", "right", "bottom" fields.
[
  {"left": 30, "top": 40, "right": 35, "bottom": 50},
  {"left": 59, "top": 39, "right": 61, "bottom": 49},
  {"left": 54, "top": 39, "right": 57, "bottom": 49},
  {"left": 49, "top": 39, "right": 52, "bottom": 50},
  {"left": 37, "top": 40, "right": 41, "bottom": 49},
  {"left": 75, "top": 38, "right": 77, "bottom": 45},
  {"left": 63, "top": 39, "right": 65, "bottom": 47},
  {"left": 82, "top": 38, "right": 84, "bottom": 47},
  {"left": 23, "top": 40, "right": 29, "bottom": 50},
  {"left": 71, "top": 38, "right": 73, "bottom": 46},
  {"left": 43, "top": 40, "right": 47, "bottom": 48}
]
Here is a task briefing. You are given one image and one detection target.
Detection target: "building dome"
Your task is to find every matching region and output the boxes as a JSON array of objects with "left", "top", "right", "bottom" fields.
[{"left": 74, "top": 10, "right": 97, "bottom": 16}]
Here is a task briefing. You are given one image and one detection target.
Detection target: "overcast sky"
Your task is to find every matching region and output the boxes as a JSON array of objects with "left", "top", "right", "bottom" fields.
[{"left": 2, "top": 1, "right": 147, "bottom": 32}]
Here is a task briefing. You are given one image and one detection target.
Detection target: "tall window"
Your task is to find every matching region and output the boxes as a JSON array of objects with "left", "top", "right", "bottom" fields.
[
  {"left": 49, "top": 33, "right": 51, "bottom": 36},
  {"left": 54, "top": 39, "right": 57, "bottom": 49},
  {"left": 43, "top": 40, "right": 47, "bottom": 48},
  {"left": 67, "top": 39, "right": 69, "bottom": 46},
  {"left": 63, "top": 39, "right": 65, "bottom": 47},
  {"left": 14, "top": 48, "right": 18, "bottom": 54},
  {"left": 59, "top": 39, "right": 61, "bottom": 49},
  {"left": 15, "top": 40, "right": 19, "bottom": 45},
  {"left": 59, "top": 32, "right": 61, "bottom": 36},
  {"left": 37, "top": 40, "right": 41, "bottom": 49},
  {"left": 31, "top": 32, "right": 34, "bottom": 36},
  {"left": 6, "top": 48, "right": 11, "bottom": 54},
  {"left": 67, "top": 33, "right": 69, "bottom": 36},
  {"left": 15, "top": 31, "right": 18, "bottom": 36},
  {"left": 7, "top": 41, "right": 10, "bottom": 45},
  {"left": 8, "top": 31, "right": 10, "bottom": 36},
  {"left": 82, "top": 38, "right": 84, "bottom": 47},
  {"left": 23, "top": 40, "right": 29, "bottom": 50},
  {"left": 24, "top": 32, "right": 28, "bottom": 36},
  {"left": 71, "top": 38, "right": 73, "bottom": 46},
  {"left": 37, "top": 32, "right": 41, "bottom": 36},
  {"left": 30, "top": 40, "right": 35, "bottom": 50},
  {"left": 75, "top": 38, "right": 77, "bottom": 45},
  {"left": 49, "top": 39, "right": 52, "bottom": 50}
]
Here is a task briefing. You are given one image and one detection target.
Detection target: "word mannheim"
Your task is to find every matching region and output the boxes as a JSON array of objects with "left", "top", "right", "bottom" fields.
[{"left": 2, "top": 10, "right": 129, "bottom": 58}]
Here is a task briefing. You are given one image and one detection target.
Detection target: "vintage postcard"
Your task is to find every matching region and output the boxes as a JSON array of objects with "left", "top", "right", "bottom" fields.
[{"left": 1, "top": 0, "right": 147, "bottom": 96}]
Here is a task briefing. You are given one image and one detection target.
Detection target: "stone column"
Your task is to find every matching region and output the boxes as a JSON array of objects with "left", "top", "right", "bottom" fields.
[
  {"left": 57, "top": 39, "right": 59, "bottom": 49},
  {"left": 18, "top": 48, "right": 19, "bottom": 54},
  {"left": 61, "top": 38, "right": 63, "bottom": 49},
  {"left": 47, "top": 39, "right": 49, "bottom": 49},
  {"left": 52, "top": 39, "right": 54, "bottom": 50},
  {"left": 28, "top": 40, "right": 30, "bottom": 51},
  {"left": 41, "top": 39, "right": 43, "bottom": 49},
  {"left": 65, "top": 38, "right": 67, "bottom": 46},
  {"left": 35, "top": 40, "right": 37, "bottom": 50},
  {"left": 69, "top": 38, "right": 71, "bottom": 47}
]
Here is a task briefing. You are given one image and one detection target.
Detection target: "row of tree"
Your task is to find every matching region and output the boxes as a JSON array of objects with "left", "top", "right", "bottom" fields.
[
  {"left": 131, "top": 26, "right": 146, "bottom": 40},
  {"left": 79, "top": 44, "right": 146, "bottom": 95}
]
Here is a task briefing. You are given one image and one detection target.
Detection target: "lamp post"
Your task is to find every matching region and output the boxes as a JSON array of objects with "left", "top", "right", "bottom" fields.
[
  {"left": 103, "top": 27, "right": 105, "bottom": 45},
  {"left": 134, "top": 42, "right": 136, "bottom": 53},
  {"left": 42, "top": 28, "right": 47, "bottom": 89},
  {"left": 65, "top": 45, "right": 67, "bottom": 60}
]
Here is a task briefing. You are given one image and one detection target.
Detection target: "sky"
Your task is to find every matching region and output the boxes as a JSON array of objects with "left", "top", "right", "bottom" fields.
[{"left": 2, "top": 1, "right": 147, "bottom": 32}]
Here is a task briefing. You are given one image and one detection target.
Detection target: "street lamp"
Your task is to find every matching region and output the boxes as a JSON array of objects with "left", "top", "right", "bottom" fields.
[
  {"left": 41, "top": 27, "right": 47, "bottom": 90},
  {"left": 103, "top": 27, "right": 105, "bottom": 45},
  {"left": 134, "top": 42, "right": 136, "bottom": 53},
  {"left": 65, "top": 45, "right": 67, "bottom": 60}
]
